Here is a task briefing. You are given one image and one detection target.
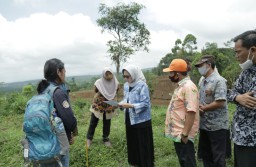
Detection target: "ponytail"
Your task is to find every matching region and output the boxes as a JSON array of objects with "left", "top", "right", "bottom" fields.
[{"left": 37, "top": 79, "right": 50, "bottom": 94}]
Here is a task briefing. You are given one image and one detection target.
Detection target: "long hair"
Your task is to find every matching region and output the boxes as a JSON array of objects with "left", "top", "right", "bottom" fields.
[
  {"left": 44, "top": 58, "right": 64, "bottom": 82},
  {"left": 37, "top": 58, "right": 65, "bottom": 93},
  {"left": 37, "top": 79, "right": 50, "bottom": 94}
]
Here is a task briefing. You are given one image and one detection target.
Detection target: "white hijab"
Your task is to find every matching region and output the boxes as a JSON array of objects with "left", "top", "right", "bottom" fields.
[
  {"left": 94, "top": 67, "right": 119, "bottom": 100},
  {"left": 123, "top": 64, "right": 146, "bottom": 87}
]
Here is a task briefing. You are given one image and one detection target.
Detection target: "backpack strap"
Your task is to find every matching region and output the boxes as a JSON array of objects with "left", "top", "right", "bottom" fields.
[
  {"left": 42, "top": 84, "right": 59, "bottom": 114},
  {"left": 44, "top": 84, "right": 59, "bottom": 98}
]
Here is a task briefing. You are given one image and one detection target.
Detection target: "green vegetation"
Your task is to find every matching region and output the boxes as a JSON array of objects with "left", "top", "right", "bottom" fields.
[
  {"left": 22, "top": 84, "right": 35, "bottom": 95},
  {"left": 156, "top": 34, "right": 239, "bottom": 89},
  {"left": 0, "top": 92, "right": 236, "bottom": 167}
]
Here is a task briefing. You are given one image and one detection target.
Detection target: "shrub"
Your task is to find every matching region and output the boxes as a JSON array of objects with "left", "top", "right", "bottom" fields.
[
  {"left": 22, "top": 85, "right": 34, "bottom": 95},
  {"left": 1, "top": 93, "right": 31, "bottom": 116}
]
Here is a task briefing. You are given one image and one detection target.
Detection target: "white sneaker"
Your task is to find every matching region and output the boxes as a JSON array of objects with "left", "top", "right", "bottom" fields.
[{"left": 87, "top": 139, "right": 92, "bottom": 147}]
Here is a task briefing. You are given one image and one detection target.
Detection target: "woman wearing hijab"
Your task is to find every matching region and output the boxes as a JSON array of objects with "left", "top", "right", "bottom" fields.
[
  {"left": 119, "top": 64, "right": 154, "bottom": 167},
  {"left": 86, "top": 67, "right": 119, "bottom": 147}
]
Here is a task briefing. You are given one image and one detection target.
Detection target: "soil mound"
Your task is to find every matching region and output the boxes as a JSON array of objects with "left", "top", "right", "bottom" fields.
[{"left": 70, "top": 76, "right": 176, "bottom": 106}]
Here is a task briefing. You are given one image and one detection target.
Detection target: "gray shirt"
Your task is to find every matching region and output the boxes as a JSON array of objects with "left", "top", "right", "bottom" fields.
[{"left": 199, "top": 72, "right": 229, "bottom": 131}]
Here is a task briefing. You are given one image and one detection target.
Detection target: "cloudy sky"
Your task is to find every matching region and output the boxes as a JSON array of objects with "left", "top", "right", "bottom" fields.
[{"left": 0, "top": 0, "right": 255, "bottom": 83}]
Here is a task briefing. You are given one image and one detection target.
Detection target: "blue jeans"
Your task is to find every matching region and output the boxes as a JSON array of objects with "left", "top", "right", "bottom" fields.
[{"left": 60, "top": 153, "right": 69, "bottom": 167}]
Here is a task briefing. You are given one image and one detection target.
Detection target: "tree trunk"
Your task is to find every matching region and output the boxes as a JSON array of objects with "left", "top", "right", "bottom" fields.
[{"left": 116, "top": 57, "right": 120, "bottom": 74}]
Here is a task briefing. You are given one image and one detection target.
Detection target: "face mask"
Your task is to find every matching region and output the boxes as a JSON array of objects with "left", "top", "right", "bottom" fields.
[
  {"left": 239, "top": 48, "right": 254, "bottom": 70},
  {"left": 169, "top": 74, "right": 179, "bottom": 83},
  {"left": 198, "top": 64, "right": 210, "bottom": 76}
]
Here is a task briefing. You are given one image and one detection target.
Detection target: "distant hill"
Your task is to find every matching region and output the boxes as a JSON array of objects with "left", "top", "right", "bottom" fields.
[
  {"left": 0, "top": 74, "right": 99, "bottom": 93},
  {"left": 0, "top": 67, "right": 155, "bottom": 93},
  {"left": 0, "top": 79, "right": 40, "bottom": 93}
]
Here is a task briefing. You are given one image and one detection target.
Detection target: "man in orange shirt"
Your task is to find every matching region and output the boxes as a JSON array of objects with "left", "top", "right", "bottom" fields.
[{"left": 163, "top": 59, "right": 199, "bottom": 167}]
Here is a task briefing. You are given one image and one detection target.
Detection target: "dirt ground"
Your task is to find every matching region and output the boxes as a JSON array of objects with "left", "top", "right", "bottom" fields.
[{"left": 70, "top": 76, "right": 175, "bottom": 106}]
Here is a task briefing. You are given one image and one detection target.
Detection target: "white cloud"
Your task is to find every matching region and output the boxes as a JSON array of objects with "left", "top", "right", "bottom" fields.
[
  {"left": 0, "top": 12, "right": 114, "bottom": 83},
  {"left": 140, "top": 0, "right": 256, "bottom": 48},
  {"left": 0, "top": 0, "right": 256, "bottom": 83}
]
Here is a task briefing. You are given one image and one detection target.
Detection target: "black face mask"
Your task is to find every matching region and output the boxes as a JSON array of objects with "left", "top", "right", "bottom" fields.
[{"left": 169, "top": 74, "right": 179, "bottom": 83}]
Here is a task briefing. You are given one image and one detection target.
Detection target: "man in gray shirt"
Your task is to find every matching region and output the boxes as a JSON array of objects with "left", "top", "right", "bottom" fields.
[{"left": 195, "top": 55, "right": 229, "bottom": 167}]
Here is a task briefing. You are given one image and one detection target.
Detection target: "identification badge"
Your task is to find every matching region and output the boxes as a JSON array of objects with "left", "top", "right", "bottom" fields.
[{"left": 62, "top": 100, "right": 70, "bottom": 108}]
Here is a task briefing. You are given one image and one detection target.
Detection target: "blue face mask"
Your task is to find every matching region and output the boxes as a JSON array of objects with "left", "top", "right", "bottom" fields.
[{"left": 239, "top": 48, "right": 254, "bottom": 70}]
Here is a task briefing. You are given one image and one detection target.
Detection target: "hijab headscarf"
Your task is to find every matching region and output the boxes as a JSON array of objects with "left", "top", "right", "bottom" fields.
[
  {"left": 94, "top": 67, "right": 119, "bottom": 100},
  {"left": 123, "top": 64, "right": 146, "bottom": 87}
]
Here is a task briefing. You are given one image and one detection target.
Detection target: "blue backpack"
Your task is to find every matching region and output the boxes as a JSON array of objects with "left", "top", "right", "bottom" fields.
[{"left": 23, "top": 84, "right": 61, "bottom": 162}]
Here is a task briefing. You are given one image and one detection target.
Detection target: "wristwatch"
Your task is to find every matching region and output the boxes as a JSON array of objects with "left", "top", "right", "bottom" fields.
[{"left": 181, "top": 133, "right": 188, "bottom": 138}]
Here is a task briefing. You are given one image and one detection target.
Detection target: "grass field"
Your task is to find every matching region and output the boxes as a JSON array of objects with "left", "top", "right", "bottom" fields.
[{"left": 0, "top": 98, "right": 236, "bottom": 167}]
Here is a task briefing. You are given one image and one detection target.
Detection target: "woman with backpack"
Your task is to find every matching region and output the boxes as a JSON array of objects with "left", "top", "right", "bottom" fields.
[
  {"left": 37, "top": 58, "right": 78, "bottom": 167},
  {"left": 86, "top": 67, "right": 119, "bottom": 147}
]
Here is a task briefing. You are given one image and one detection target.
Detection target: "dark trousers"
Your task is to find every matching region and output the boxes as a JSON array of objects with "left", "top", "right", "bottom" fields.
[
  {"left": 225, "top": 130, "right": 231, "bottom": 158},
  {"left": 174, "top": 140, "right": 197, "bottom": 167},
  {"left": 198, "top": 129, "right": 231, "bottom": 159},
  {"left": 199, "top": 129, "right": 226, "bottom": 167},
  {"left": 234, "top": 144, "right": 256, "bottom": 167},
  {"left": 86, "top": 112, "right": 111, "bottom": 142}
]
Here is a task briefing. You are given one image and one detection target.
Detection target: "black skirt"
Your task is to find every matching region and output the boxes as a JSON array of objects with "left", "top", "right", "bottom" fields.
[{"left": 125, "top": 121, "right": 155, "bottom": 167}]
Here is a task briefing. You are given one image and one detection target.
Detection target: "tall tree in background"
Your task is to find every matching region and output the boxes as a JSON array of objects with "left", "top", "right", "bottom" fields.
[
  {"left": 171, "top": 34, "right": 197, "bottom": 57},
  {"left": 157, "top": 34, "right": 198, "bottom": 75},
  {"left": 97, "top": 2, "right": 150, "bottom": 73}
]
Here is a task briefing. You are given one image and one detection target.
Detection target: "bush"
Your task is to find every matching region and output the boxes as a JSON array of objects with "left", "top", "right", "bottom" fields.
[
  {"left": 1, "top": 93, "right": 31, "bottom": 116},
  {"left": 72, "top": 98, "right": 89, "bottom": 111},
  {"left": 22, "top": 85, "right": 34, "bottom": 95}
]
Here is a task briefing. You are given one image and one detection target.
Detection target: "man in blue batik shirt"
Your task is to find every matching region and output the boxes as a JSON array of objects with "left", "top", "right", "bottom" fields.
[{"left": 227, "top": 30, "right": 256, "bottom": 167}]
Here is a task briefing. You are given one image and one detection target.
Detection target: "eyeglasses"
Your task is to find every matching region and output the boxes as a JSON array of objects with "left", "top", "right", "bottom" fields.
[{"left": 123, "top": 75, "right": 130, "bottom": 79}]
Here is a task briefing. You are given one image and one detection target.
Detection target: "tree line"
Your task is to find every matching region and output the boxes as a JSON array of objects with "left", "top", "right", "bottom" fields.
[{"left": 155, "top": 34, "right": 240, "bottom": 88}]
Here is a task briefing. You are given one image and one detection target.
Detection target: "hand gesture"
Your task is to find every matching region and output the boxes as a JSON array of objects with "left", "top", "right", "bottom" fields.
[
  {"left": 181, "top": 135, "right": 188, "bottom": 144},
  {"left": 236, "top": 92, "right": 256, "bottom": 109},
  {"left": 199, "top": 104, "right": 205, "bottom": 116},
  {"left": 119, "top": 103, "right": 134, "bottom": 108}
]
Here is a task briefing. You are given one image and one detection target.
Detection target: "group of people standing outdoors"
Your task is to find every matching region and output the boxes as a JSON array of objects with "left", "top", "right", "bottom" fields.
[
  {"left": 163, "top": 29, "right": 256, "bottom": 167},
  {"left": 34, "top": 29, "right": 255, "bottom": 167},
  {"left": 86, "top": 64, "right": 154, "bottom": 167}
]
